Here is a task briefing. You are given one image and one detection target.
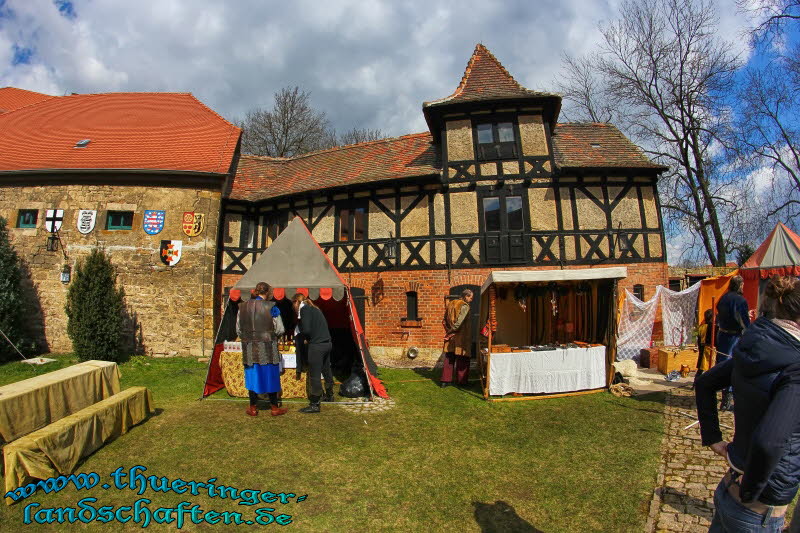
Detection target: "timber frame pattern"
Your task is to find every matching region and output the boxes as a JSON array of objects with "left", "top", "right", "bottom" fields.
[
  {"left": 218, "top": 44, "right": 667, "bottom": 277},
  {"left": 219, "top": 173, "right": 666, "bottom": 275}
]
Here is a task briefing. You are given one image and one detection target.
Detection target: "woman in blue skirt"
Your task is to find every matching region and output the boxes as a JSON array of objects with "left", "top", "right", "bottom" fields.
[{"left": 237, "top": 282, "right": 287, "bottom": 417}]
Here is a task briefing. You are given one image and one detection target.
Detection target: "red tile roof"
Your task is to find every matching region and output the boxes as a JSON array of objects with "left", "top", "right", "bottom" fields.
[
  {"left": 229, "top": 124, "right": 663, "bottom": 202},
  {"left": 424, "top": 44, "right": 558, "bottom": 108},
  {"left": 0, "top": 87, "right": 54, "bottom": 113},
  {"left": 0, "top": 92, "right": 241, "bottom": 175},
  {"left": 229, "top": 133, "right": 439, "bottom": 201},
  {"left": 552, "top": 123, "right": 666, "bottom": 169}
]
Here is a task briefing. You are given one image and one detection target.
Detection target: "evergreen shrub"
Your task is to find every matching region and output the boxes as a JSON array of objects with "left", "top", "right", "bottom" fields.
[{"left": 65, "top": 248, "right": 127, "bottom": 362}]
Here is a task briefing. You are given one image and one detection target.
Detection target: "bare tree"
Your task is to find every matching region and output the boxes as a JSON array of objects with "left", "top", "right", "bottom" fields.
[
  {"left": 237, "top": 87, "right": 337, "bottom": 157},
  {"left": 730, "top": 64, "right": 800, "bottom": 220},
  {"left": 337, "top": 128, "right": 385, "bottom": 146},
  {"left": 738, "top": 0, "right": 800, "bottom": 43},
  {"left": 558, "top": 0, "right": 741, "bottom": 266},
  {"left": 556, "top": 55, "right": 617, "bottom": 123}
]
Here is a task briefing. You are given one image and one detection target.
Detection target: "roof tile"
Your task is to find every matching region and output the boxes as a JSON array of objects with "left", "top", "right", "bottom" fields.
[
  {"left": 0, "top": 87, "right": 54, "bottom": 113},
  {"left": 424, "top": 44, "right": 558, "bottom": 107},
  {"left": 229, "top": 134, "right": 438, "bottom": 202},
  {"left": 0, "top": 92, "right": 241, "bottom": 175},
  {"left": 229, "top": 123, "right": 663, "bottom": 202}
]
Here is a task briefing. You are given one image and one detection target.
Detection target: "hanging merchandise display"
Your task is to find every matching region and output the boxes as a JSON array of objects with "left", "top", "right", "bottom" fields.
[
  {"left": 616, "top": 287, "right": 661, "bottom": 360},
  {"left": 660, "top": 282, "right": 701, "bottom": 347}
]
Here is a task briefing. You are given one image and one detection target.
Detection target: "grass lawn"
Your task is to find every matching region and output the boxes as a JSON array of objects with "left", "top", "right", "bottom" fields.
[{"left": 0, "top": 356, "right": 665, "bottom": 532}]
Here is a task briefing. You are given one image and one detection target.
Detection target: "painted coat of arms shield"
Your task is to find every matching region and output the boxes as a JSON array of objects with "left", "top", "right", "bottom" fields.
[
  {"left": 143, "top": 210, "right": 165, "bottom": 235},
  {"left": 182, "top": 212, "right": 205, "bottom": 237},
  {"left": 160, "top": 240, "right": 182, "bottom": 266},
  {"left": 76, "top": 210, "right": 97, "bottom": 234}
]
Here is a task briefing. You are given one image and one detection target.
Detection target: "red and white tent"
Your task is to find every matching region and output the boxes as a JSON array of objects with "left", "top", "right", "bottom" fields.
[
  {"left": 739, "top": 222, "right": 800, "bottom": 312},
  {"left": 202, "top": 217, "right": 388, "bottom": 399}
]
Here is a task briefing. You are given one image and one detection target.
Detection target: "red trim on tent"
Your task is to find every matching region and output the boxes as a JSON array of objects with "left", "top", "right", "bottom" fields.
[
  {"left": 741, "top": 266, "right": 800, "bottom": 280},
  {"left": 320, "top": 287, "right": 333, "bottom": 300},
  {"left": 296, "top": 288, "right": 308, "bottom": 297},
  {"left": 202, "top": 343, "right": 226, "bottom": 397},
  {"left": 272, "top": 287, "right": 285, "bottom": 300}
]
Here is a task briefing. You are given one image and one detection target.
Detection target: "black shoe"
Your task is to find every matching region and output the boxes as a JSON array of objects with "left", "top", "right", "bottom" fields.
[
  {"left": 440, "top": 382, "right": 449, "bottom": 388},
  {"left": 300, "top": 396, "right": 321, "bottom": 413},
  {"left": 323, "top": 389, "right": 335, "bottom": 402}
]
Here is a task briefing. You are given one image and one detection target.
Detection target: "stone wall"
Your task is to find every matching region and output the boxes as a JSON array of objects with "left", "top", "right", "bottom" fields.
[{"left": 0, "top": 182, "right": 221, "bottom": 357}]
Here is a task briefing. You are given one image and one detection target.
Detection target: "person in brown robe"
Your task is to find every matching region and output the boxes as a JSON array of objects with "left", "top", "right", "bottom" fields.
[{"left": 440, "top": 289, "right": 474, "bottom": 387}]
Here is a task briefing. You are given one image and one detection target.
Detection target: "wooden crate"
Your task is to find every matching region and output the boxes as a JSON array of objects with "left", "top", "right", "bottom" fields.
[{"left": 658, "top": 347, "right": 699, "bottom": 375}]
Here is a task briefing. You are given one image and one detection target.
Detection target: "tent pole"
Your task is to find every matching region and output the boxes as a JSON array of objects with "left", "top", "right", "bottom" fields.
[{"left": 199, "top": 299, "right": 229, "bottom": 400}]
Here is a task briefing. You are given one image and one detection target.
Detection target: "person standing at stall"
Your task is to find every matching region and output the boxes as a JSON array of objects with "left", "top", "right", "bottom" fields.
[
  {"left": 695, "top": 276, "right": 800, "bottom": 532},
  {"left": 440, "top": 289, "right": 474, "bottom": 388},
  {"left": 292, "top": 294, "right": 334, "bottom": 413},
  {"left": 715, "top": 275, "right": 750, "bottom": 411},
  {"left": 237, "top": 282, "right": 288, "bottom": 417}
]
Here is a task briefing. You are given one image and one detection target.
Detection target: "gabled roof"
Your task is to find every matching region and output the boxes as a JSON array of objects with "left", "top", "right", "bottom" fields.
[
  {"left": 0, "top": 87, "right": 54, "bottom": 113},
  {"left": 424, "top": 44, "right": 558, "bottom": 108},
  {"left": 0, "top": 92, "right": 241, "bottom": 175},
  {"left": 229, "top": 133, "right": 438, "bottom": 202},
  {"left": 229, "top": 124, "right": 663, "bottom": 202},
  {"left": 552, "top": 123, "right": 666, "bottom": 170}
]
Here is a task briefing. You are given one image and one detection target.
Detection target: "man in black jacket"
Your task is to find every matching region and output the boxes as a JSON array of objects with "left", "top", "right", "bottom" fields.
[
  {"left": 695, "top": 276, "right": 800, "bottom": 532},
  {"left": 293, "top": 294, "right": 333, "bottom": 413},
  {"left": 715, "top": 275, "right": 750, "bottom": 411}
]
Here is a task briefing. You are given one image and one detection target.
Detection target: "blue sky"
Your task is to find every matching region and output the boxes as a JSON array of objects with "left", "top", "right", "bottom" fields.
[
  {"left": 0, "top": 0, "right": 754, "bottom": 136},
  {"left": 2, "top": 0, "right": 792, "bottom": 264}
]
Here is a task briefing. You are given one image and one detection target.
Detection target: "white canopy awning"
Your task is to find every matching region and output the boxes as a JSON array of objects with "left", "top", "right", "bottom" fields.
[{"left": 480, "top": 267, "right": 627, "bottom": 294}]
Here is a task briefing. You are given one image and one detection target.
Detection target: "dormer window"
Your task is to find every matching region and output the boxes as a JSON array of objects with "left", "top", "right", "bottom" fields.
[{"left": 475, "top": 121, "right": 517, "bottom": 160}]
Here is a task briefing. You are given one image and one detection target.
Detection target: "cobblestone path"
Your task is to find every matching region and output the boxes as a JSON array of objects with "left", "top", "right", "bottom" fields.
[{"left": 646, "top": 385, "right": 734, "bottom": 532}]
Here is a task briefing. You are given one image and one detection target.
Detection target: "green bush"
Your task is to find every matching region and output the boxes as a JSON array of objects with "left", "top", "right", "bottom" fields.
[
  {"left": 0, "top": 216, "right": 36, "bottom": 362},
  {"left": 65, "top": 248, "right": 127, "bottom": 362}
]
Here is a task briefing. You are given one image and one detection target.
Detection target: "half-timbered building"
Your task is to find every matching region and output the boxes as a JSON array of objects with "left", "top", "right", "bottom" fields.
[{"left": 219, "top": 44, "right": 669, "bottom": 366}]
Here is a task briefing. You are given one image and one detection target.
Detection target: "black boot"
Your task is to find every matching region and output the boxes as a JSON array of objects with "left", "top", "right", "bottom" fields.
[
  {"left": 300, "top": 396, "right": 321, "bottom": 413},
  {"left": 323, "top": 387, "right": 335, "bottom": 403},
  {"left": 720, "top": 390, "right": 734, "bottom": 412}
]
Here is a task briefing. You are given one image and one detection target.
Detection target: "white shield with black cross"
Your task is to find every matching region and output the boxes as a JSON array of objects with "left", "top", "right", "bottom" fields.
[{"left": 45, "top": 209, "right": 64, "bottom": 233}]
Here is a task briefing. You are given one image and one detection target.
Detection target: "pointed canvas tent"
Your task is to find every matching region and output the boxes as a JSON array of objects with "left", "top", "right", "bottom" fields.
[
  {"left": 741, "top": 223, "right": 800, "bottom": 279},
  {"left": 738, "top": 222, "right": 800, "bottom": 313},
  {"left": 202, "top": 217, "right": 387, "bottom": 399}
]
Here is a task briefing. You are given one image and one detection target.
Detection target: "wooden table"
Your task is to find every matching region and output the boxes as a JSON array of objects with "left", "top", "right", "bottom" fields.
[{"left": 0, "top": 360, "right": 120, "bottom": 445}]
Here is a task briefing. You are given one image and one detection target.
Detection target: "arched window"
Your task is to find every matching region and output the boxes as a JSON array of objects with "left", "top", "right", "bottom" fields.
[{"left": 405, "top": 291, "right": 418, "bottom": 321}]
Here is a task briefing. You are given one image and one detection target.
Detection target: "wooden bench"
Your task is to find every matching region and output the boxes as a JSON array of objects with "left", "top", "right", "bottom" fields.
[{"left": 3, "top": 386, "right": 154, "bottom": 504}]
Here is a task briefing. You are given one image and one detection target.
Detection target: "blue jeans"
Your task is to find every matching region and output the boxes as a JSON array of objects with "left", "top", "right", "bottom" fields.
[
  {"left": 708, "top": 479, "right": 784, "bottom": 532},
  {"left": 716, "top": 332, "right": 740, "bottom": 395}
]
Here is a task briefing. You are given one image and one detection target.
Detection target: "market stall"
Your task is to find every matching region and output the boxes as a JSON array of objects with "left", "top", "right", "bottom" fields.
[
  {"left": 478, "top": 268, "right": 625, "bottom": 401},
  {"left": 202, "top": 217, "right": 388, "bottom": 400}
]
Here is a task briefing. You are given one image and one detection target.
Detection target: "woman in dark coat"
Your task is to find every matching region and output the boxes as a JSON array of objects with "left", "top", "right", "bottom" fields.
[
  {"left": 237, "top": 282, "right": 288, "bottom": 417},
  {"left": 695, "top": 276, "right": 800, "bottom": 531}
]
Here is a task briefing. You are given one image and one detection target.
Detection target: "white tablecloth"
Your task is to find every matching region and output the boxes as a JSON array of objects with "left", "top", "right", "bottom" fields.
[{"left": 488, "top": 346, "right": 606, "bottom": 396}]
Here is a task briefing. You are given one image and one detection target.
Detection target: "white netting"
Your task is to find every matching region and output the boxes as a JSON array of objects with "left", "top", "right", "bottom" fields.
[
  {"left": 660, "top": 282, "right": 700, "bottom": 347},
  {"left": 616, "top": 287, "right": 661, "bottom": 361}
]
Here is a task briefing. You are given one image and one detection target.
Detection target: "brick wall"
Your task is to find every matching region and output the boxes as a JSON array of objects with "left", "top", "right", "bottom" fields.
[{"left": 217, "top": 261, "right": 669, "bottom": 367}]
